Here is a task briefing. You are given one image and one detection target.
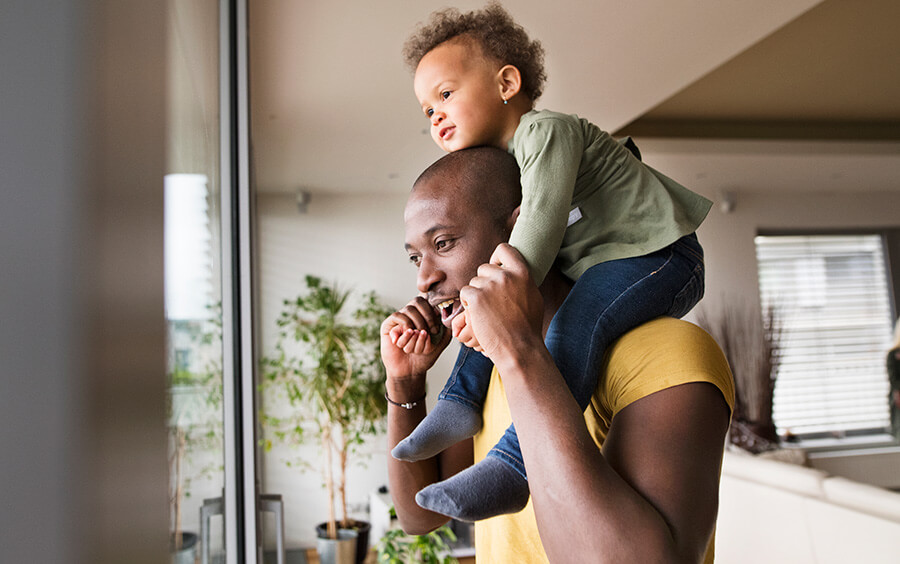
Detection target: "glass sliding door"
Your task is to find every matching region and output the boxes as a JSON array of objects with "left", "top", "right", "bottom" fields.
[
  {"left": 165, "top": 0, "right": 224, "bottom": 556},
  {"left": 165, "top": 1, "right": 260, "bottom": 562},
  {"left": 221, "top": 0, "right": 263, "bottom": 561}
]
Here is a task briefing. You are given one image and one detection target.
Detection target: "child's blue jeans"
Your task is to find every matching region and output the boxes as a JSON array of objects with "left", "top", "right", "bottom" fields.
[{"left": 437, "top": 232, "right": 706, "bottom": 479}]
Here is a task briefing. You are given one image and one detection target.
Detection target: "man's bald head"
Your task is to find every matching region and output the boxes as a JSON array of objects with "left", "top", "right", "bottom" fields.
[{"left": 411, "top": 146, "right": 521, "bottom": 231}]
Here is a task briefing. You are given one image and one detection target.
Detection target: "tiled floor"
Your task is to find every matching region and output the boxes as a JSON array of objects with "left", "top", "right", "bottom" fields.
[{"left": 297, "top": 548, "right": 475, "bottom": 563}]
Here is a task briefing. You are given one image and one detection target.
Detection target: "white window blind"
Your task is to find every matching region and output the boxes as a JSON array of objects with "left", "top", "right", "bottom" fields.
[{"left": 755, "top": 234, "right": 893, "bottom": 436}]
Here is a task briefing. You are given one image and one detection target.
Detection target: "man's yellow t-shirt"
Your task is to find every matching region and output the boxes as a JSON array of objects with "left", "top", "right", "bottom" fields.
[{"left": 472, "top": 317, "right": 735, "bottom": 563}]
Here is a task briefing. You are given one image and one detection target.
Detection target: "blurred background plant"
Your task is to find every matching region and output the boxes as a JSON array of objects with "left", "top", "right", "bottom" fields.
[
  {"left": 696, "top": 302, "right": 783, "bottom": 453},
  {"left": 376, "top": 507, "right": 458, "bottom": 564},
  {"left": 167, "top": 303, "right": 224, "bottom": 554},
  {"left": 259, "top": 275, "right": 392, "bottom": 541}
]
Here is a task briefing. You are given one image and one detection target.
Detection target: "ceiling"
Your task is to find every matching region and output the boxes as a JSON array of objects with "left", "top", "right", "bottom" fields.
[
  {"left": 248, "top": 0, "right": 900, "bottom": 196},
  {"left": 617, "top": 0, "right": 900, "bottom": 140}
]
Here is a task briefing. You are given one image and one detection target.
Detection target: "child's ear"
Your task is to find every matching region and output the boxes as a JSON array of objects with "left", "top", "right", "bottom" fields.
[
  {"left": 497, "top": 65, "right": 523, "bottom": 101},
  {"left": 506, "top": 205, "right": 521, "bottom": 234}
]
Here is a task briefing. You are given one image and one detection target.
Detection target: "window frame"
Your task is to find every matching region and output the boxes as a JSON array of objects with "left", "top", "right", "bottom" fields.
[{"left": 754, "top": 228, "right": 899, "bottom": 442}]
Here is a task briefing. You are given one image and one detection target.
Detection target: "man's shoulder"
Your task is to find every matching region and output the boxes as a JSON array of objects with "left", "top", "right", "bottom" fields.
[
  {"left": 602, "top": 317, "right": 735, "bottom": 415},
  {"left": 613, "top": 317, "right": 709, "bottom": 349}
]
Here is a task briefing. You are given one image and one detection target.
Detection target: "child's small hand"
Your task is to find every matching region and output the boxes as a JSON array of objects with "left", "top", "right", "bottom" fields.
[
  {"left": 380, "top": 297, "right": 450, "bottom": 380},
  {"left": 457, "top": 243, "right": 544, "bottom": 361},
  {"left": 391, "top": 325, "right": 438, "bottom": 355},
  {"left": 452, "top": 309, "right": 483, "bottom": 352}
]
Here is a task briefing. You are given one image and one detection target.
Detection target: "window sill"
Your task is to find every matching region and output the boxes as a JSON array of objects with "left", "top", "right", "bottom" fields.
[
  {"left": 782, "top": 433, "right": 898, "bottom": 454},
  {"left": 779, "top": 434, "right": 900, "bottom": 490}
]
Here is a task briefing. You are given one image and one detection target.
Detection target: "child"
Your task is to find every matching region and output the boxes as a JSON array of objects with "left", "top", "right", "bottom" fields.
[{"left": 391, "top": 2, "right": 712, "bottom": 522}]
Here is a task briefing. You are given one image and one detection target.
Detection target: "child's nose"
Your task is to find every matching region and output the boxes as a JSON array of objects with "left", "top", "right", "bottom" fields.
[{"left": 430, "top": 111, "right": 444, "bottom": 126}]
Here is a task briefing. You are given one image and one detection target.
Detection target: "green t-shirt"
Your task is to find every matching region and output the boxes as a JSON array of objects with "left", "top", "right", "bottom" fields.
[{"left": 507, "top": 109, "right": 712, "bottom": 284}]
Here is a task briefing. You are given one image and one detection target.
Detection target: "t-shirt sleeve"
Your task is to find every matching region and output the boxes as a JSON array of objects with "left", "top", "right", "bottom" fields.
[
  {"left": 599, "top": 317, "right": 735, "bottom": 419},
  {"left": 509, "top": 115, "right": 584, "bottom": 285}
]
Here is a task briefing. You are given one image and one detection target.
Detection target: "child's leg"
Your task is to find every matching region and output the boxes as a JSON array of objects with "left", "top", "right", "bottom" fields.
[
  {"left": 415, "top": 455, "right": 528, "bottom": 522},
  {"left": 545, "top": 232, "right": 706, "bottom": 410},
  {"left": 391, "top": 345, "right": 493, "bottom": 461},
  {"left": 417, "top": 234, "right": 705, "bottom": 520}
]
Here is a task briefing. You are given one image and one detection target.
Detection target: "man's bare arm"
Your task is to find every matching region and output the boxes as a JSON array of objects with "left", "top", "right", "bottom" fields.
[
  {"left": 381, "top": 297, "right": 474, "bottom": 534},
  {"left": 386, "top": 396, "right": 473, "bottom": 534},
  {"left": 504, "top": 348, "right": 728, "bottom": 562},
  {"left": 462, "top": 244, "right": 730, "bottom": 563}
]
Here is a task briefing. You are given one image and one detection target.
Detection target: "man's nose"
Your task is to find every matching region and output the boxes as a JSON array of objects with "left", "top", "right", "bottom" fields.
[{"left": 416, "top": 255, "right": 443, "bottom": 294}]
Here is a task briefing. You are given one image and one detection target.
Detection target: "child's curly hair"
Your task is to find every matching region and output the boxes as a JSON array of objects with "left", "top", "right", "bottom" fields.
[{"left": 402, "top": 2, "right": 547, "bottom": 102}]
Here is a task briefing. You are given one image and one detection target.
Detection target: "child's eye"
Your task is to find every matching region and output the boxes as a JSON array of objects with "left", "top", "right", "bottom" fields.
[
  {"left": 441, "top": 91, "right": 451, "bottom": 100},
  {"left": 425, "top": 108, "right": 434, "bottom": 118}
]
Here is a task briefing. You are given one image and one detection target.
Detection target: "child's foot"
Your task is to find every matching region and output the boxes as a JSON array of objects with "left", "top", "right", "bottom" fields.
[
  {"left": 391, "top": 400, "right": 482, "bottom": 461},
  {"left": 414, "top": 456, "right": 529, "bottom": 522}
]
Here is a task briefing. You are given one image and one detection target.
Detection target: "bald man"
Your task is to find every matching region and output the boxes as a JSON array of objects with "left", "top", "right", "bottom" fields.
[{"left": 381, "top": 147, "right": 733, "bottom": 563}]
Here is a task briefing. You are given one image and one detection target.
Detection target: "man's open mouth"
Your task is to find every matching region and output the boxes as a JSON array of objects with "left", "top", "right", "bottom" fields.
[{"left": 436, "top": 297, "right": 464, "bottom": 327}]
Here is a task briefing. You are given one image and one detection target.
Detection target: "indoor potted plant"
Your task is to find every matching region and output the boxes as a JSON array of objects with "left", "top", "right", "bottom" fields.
[
  {"left": 696, "top": 302, "right": 783, "bottom": 453},
  {"left": 260, "top": 275, "right": 392, "bottom": 564}
]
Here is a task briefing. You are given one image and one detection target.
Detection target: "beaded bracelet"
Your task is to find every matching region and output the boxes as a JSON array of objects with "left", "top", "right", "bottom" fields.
[{"left": 384, "top": 391, "right": 426, "bottom": 410}]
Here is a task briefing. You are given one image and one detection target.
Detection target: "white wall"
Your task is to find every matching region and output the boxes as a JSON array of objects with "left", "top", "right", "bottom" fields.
[
  {"left": 695, "top": 189, "right": 900, "bottom": 316},
  {"left": 256, "top": 193, "right": 459, "bottom": 548},
  {"left": 256, "top": 161, "right": 900, "bottom": 548}
]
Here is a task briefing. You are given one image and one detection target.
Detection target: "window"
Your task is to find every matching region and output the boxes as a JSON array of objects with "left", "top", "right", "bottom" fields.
[{"left": 755, "top": 234, "right": 894, "bottom": 438}]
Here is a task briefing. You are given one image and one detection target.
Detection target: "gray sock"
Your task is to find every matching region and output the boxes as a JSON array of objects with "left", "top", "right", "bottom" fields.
[
  {"left": 391, "top": 399, "right": 483, "bottom": 462},
  {"left": 415, "top": 456, "right": 530, "bottom": 522}
]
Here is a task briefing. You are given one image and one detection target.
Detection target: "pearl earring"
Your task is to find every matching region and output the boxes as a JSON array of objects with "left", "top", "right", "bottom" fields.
[{"left": 503, "top": 98, "right": 508, "bottom": 105}]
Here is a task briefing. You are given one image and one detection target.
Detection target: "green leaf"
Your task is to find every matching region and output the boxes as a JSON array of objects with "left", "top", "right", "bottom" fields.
[{"left": 258, "top": 275, "right": 393, "bottom": 520}]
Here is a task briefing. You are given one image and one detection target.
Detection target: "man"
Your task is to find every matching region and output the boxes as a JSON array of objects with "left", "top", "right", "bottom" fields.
[{"left": 381, "top": 147, "right": 734, "bottom": 563}]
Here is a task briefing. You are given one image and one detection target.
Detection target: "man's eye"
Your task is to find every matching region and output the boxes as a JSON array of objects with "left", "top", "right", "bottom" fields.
[
  {"left": 408, "top": 255, "right": 421, "bottom": 266},
  {"left": 435, "top": 239, "right": 452, "bottom": 250}
]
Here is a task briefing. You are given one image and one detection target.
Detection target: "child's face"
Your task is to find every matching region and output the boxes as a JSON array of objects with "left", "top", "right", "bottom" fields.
[{"left": 414, "top": 39, "right": 509, "bottom": 153}]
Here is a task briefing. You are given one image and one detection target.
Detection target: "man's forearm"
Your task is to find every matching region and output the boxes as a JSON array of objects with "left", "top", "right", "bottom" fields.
[
  {"left": 385, "top": 377, "right": 472, "bottom": 534},
  {"left": 493, "top": 346, "right": 685, "bottom": 563},
  {"left": 386, "top": 393, "right": 442, "bottom": 534}
]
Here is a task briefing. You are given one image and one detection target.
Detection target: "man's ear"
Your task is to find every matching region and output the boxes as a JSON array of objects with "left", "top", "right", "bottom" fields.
[{"left": 497, "top": 65, "right": 522, "bottom": 102}]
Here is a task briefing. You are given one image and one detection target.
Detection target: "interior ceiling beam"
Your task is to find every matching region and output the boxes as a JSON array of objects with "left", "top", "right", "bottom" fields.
[{"left": 614, "top": 120, "right": 900, "bottom": 141}]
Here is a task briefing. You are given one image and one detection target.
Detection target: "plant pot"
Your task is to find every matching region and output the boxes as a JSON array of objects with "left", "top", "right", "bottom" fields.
[
  {"left": 350, "top": 520, "right": 371, "bottom": 564},
  {"left": 316, "top": 520, "right": 370, "bottom": 564},
  {"left": 729, "top": 418, "right": 779, "bottom": 454},
  {"left": 316, "top": 527, "right": 358, "bottom": 564},
  {"left": 170, "top": 531, "right": 198, "bottom": 564}
]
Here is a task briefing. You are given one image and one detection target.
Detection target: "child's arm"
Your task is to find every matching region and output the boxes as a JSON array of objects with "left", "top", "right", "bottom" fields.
[
  {"left": 452, "top": 115, "right": 584, "bottom": 351},
  {"left": 508, "top": 115, "right": 584, "bottom": 285}
]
